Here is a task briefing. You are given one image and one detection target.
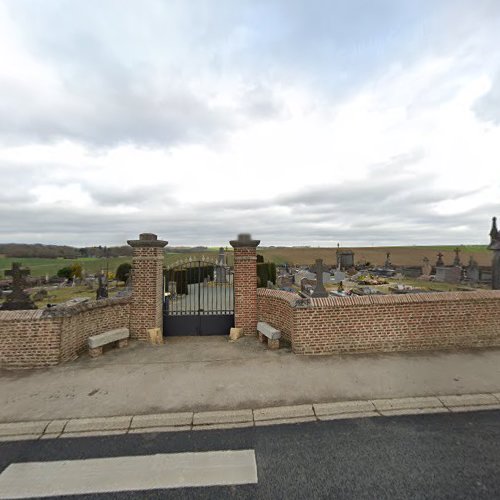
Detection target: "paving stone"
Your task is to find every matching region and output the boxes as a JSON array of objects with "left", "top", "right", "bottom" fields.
[
  {"left": 131, "top": 412, "right": 193, "bottom": 429},
  {"left": 44, "top": 420, "right": 68, "bottom": 434},
  {"left": 128, "top": 426, "right": 192, "bottom": 434},
  {"left": 439, "top": 393, "right": 498, "bottom": 407},
  {"left": 0, "top": 421, "right": 49, "bottom": 437},
  {"left": 380, "top": 407, "right": 450, "bottom": 417},
  {"left": 314, "top": 400, "right": 375, "bottom": 416},
  {"left": 193, "top": 409, "right": 253, "bottom": 425},
  {"left": 253, "top": 405, "right": 314, "bottom": 421},
  {"left": 317, "top": 411, "right": 380, "bottom": 421},
  {"left": 372, "top": 397, "right": 443, "bottom": 411},
  {"left": 192, "top": 422, "right": 254, "bottom": 431},
  {"left": 0, "top": 434, "right": 41, "bottom": 442},
  {"left": 448, "top": 404, "right": 500, "bottom": 413},
  {"left": 254, "top": 416, "right": 317, "bottom": 427},
  {"left": 64, "top": 416, "right": 132, "bottom": 433},
  {"left": 60, "top": 430, "right": 127, "bottom": 439}
]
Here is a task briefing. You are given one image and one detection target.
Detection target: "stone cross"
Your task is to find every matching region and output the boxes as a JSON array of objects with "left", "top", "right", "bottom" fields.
[
  {"left": 384, "top": 252, "right": 391, "bottom": 268},
  {"left": 453, "top": 247, "right": 461, "bottom": 267},
  {"left": 436, "top": 252, "right": 444, "bottom": 267},
  {"left": 311, "top": 258, "right": 328, "bottom": 298},
  {"left": 1, "top": 262, "right": 37, "bottom": 310}
]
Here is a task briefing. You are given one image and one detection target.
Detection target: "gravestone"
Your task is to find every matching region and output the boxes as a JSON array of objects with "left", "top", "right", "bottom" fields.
[
  {"left": 96, "top": 273, "right": 108, "bottom": 300},
  {"left": 488, "top": 216, "right": 500, "bottom": 290},
  {"left": 0, "top": 262, "right": 37, "bottom": 310},
  {"left": 311, "top": 258, "right": 328, "bottom": 298},
  {"left": 336, "top": 249, "right": 354, "bottom": 270},
  {"left": 421, "top": 257, "right": 432, "bottom": 276},
  {"left": 453, "top": 247, "right": 461, "bottom": 267},
  {"left": 384, "top": 252, "right": 391, "bottom": 268},
  {"left": 436, "top": 252, "right": 444, "bottom": 267},
  {"left": 467, "top": 256, "right": 480, "bottom": 284},
  {"left": 434, "top": 266, "right": 461, "bottom": 284}
]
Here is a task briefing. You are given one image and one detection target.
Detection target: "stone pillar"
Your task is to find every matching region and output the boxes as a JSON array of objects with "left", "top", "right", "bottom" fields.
[
  {"left": 488, "top": 217, "right": 500, "bottom": 290},
  {"left": 127, "top": 233, "right": 168, "bottom": 340},
  {"left": 230, "top": 233, "right": 260, "bottom": 336}
]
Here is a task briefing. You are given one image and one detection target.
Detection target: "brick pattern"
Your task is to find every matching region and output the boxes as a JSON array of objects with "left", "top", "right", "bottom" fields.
[
  {"left": 258, "top": 288, "right": 500, "bottom": 355},
  {"left": 233, "top": 247, "right": 258, "bottom": 335},
  {"left": 129, "top": 246, "right": 165, "bottom": 340},
  {"left": 0, "top": 296, "right": 131, "bottom": 369}
]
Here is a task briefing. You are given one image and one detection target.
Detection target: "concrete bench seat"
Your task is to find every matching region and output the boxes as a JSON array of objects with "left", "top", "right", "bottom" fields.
[
  {"left": 257, "top": 321, "right": 281, "bottom": 349},
  {"left": 88, "top": 328, "right": 130, "bottom": 358}
]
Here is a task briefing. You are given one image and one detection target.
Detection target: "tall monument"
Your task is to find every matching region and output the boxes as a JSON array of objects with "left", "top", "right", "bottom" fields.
[{"left": 488, "top": 217, "right": 500, "bottom": 290}]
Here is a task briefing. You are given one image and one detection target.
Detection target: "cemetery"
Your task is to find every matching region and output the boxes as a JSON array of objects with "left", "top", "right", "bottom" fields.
[{"left": 0, "top": 217, "right": 500, "bottom": 369}]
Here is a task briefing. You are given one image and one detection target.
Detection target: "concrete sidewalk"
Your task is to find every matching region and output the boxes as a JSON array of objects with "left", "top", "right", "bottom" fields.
[{"left": 1, "top": 336, "right": 500, "bottom": 422}]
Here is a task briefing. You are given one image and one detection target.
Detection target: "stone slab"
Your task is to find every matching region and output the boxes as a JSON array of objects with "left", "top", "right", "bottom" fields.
[
  {"left": 253, "top": 404, "right": 314, "bottom": 421},
  {"left": 448, "top": 404, "right": 500, "bottom": 413},
  {"left": 493, "top": 393, "right": 500, "bottom": 402},
  {"left": 40, "top": 433, "right": 61, "bottom": 440},
  {"left": 257, "top": 322, "right": 281, "bottom": 340},
  {"left": 317, "top": 411, "right": 380, "bottom": 421},
  {"left": 88, "top": 328, "right": 129, "bottom": 349},
  {"left": 0, "top": 434, "right": 41, "bottom": 442},
  {"left": 131, "top": 412, "right": 193, "bottom": 428},
  {"left": 193, "top": 409, "right": 253, "bottom": 425},
  {"left": 254, "top": 416, "right": 317, "bottom": 427},
  {"left": 0, "top": 421, "right": 49, "bottom": 437},
  {"left": 380, "top": 407, "right": 449, "bottom": 417},
  {"left": 314, "top": 400, "right": 375, "bottom": 416},
  {"left": 192, "top": 422, "right": 254, "bottom": 431},
  {"left": 128, "top": 426, "right": 192, "bottom": 434},
  {"left": 44, "top": 419, "right": 68, "bottom": 434},
  {"left": 372, "top": 396, "right": 443, "bottom": 411},
  {"left": 439, "top": 393, "right": 498, "bottom": 407},
  {"left": 60, "top": 430, "right": 127, "bottom": 439},
  {"left": 64, "top": 416, "right": 131, "bottom": 433}
]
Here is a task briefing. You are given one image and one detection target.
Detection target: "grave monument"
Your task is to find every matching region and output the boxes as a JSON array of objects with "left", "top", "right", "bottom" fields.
[
  {"left": 0, "top": 262, "right": 37, "bottom": 310},
  {"left": 488, "top": 216, "right": 500, "bottom": 290}
]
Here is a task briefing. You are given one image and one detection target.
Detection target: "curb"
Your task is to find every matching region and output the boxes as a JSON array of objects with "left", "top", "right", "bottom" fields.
[{"left": 1, "top": 392, "right": 499, "bottom": 442}]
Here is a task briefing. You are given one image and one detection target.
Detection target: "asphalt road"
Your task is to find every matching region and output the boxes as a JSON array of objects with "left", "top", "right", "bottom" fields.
[{"left": 1, "top": 411, "right": 499, "bottom": 499}]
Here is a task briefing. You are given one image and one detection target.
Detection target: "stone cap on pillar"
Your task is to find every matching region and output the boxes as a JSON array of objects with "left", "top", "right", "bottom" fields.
[
  {"left": 127, "top": 233, "right": 168, "bottom": 248},
  {"left": 230, "top": 233, "right": 260, "bottom": 248}
]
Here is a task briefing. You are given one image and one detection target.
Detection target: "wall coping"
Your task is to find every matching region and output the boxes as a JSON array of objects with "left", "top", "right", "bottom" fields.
[
  {"left": 258, "top": 287, "right": 500, "bottom": 308},
  {"left": 42, "top": 294, "right": 132, "bottom": 318},
  {"left": 0, "top": 294, "right": 132, "bottom": 321}
]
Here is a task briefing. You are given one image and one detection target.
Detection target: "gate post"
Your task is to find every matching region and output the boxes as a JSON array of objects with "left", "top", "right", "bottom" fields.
[
  {"left": 127, "top": 233, "right": 168, "bottom": 340},
  {"left": 230, "top": 233, "right": 260, "bottom": 336}
]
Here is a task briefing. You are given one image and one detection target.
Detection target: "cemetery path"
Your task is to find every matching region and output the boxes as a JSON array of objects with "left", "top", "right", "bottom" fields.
[{"left": 1, "top": 337, "right": 500, "bottom": 422}]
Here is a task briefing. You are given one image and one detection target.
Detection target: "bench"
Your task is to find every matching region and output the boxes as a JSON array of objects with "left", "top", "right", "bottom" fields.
[
  {"left": 257, "top": 321, "right": 281, "bottom": 350},
  {"left": 88, "top": 328, "right": 130, "bottom": 358}
]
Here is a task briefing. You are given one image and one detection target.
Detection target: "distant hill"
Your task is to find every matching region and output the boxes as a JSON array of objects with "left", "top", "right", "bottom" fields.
[{"left": 0, "top": 243, "right": 132, "bottom": 259}]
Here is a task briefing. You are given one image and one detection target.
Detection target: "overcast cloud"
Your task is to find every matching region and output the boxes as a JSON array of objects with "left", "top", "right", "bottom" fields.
[{"left": 0, "top": 0, "right": 499, "bottom": 247}]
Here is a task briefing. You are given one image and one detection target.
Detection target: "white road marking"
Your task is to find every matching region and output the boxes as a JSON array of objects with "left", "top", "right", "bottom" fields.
[{"left": 0, "top": 450, "right": 257, "bottom": 499}]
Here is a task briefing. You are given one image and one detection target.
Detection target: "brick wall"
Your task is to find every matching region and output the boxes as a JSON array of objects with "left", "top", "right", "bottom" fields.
[
  {"left": 0, "top": 296, "right": 131, "bottom": 369},
  {"left": 258, "top": 288, "right": 500, "bottom": 355},
  {"left": 128, "top": 233, "right": 167, "bottom": 340}
]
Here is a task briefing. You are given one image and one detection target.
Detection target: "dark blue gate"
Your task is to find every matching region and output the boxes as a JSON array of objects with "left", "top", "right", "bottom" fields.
[{"left": 163, "top": 258, "right": 234, "bottom": 336}]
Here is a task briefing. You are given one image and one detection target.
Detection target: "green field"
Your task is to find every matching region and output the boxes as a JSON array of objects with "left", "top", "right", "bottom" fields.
[{"left": 0, "top": 250, "right": 227, "bottom": 278}]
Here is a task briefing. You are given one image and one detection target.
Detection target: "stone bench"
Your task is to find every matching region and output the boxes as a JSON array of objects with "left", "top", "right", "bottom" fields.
[
  {"left": 88, "top": 328, "right": 130, "bottom": 358},
  {"left": 257, "top": 321, "right": 281, "bottom": 350}
]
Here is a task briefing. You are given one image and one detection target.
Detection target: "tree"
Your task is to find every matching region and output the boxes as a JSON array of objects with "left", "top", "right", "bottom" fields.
[
  {"left": 56, "top": 263, "right": 82, "bottom": 280},
  {"left": 116, "top": 263, "right": 132, "bottom": 283}
]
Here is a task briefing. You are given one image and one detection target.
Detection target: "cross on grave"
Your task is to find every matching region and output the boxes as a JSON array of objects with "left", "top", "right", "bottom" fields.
[
  {"left": 311, "top": 258, "right": 328, "bottom": 298},
  {"left": 436, "top": 252, "right": 444, "bottom": 267},
  {"left": 1, "top": 262, "right": 37, "bottom": 310},
  {"left": 453, "top": 247, "right": 461, "bottom": 267}
]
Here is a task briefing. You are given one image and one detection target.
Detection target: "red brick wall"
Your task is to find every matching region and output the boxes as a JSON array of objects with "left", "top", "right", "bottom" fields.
[
  {"left": 0, "top": 296, "right": 131, "bottom": 369},
  {"left": 129, "top": 243, "right": 166, "bottom": 340},
  {"left": 257, "top": 289, "right": 296, "bottom": 342},
  {"left": 257, "top": 289, "right": 500, "bottom": 355},
  {"left": 233, "top": 247, "right": 258, "bottom": 335},
  {"left": 0, "top": 310, "right": 61, "bottom": 369}
]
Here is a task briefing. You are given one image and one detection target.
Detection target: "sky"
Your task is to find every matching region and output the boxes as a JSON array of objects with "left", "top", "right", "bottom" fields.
[{"left": 0, "top": 0, "right": 499, "bottom": 248}]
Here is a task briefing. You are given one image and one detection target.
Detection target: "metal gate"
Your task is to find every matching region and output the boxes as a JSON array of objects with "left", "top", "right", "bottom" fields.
[{"left": 163, "top": 257, "right": 234, "bottom": 336}]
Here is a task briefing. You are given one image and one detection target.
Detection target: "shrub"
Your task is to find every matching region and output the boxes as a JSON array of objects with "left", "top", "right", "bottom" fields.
[{"left": 116, "top": 263, "right": 132, "bottom": 282}]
